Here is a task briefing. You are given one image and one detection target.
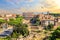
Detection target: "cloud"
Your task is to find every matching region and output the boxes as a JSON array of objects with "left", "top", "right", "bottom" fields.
[
  {"left": 13, "top": 0, "right": 58, "bottom": 12},
  {"left": 6, "top": 0, "right": 57, "bottom": 9},
  {"left": 6, "top": 0, "right": 33, "bottom": 5},
  {"left": 6, "top": 0, "right": 20, "bottom": 5},
  {"left": 3, "top": 0, "right": 60, "bottom": 13}
]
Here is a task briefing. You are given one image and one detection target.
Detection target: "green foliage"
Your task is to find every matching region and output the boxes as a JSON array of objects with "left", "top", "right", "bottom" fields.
[
  {"left": 16, "top": 23, "right": 29, "bottom": 37},
  {"left": 53, "top": 27, "right": 60, "bottom": 38},
  {"left": 16, "top": 15, "right": 23, "bottom": 18},
  {"left": 9, "top": 18, "right": 14, "bottom": 21},
  {"left": 0, "top": 36, "right": 11, "bottom": 40},
  {"left": 48, "top": 26, "right": 60, "bottom": 40},
  {"left": 19, "top": 23, "right": 28, "bottom": 27},
  {"left": 56, "top": 38, "right": 60, "bottom": 40},
  {"left": 11, "top": 31, "right": 19, "bottom": 38},
  {"left": 0, "top": 38, "right": 10, "bottom": 40},
  {"left": 8, "top": 16, "right": 29, "bottom": 37},
  {"left": 19, "top": 27, "right": 29, "bottom": 36},
  {"left": 8, "top": 16, "right": 23, "bottom": 26},
  {"left": 5, "top": 36, "right": 11, "bottom": 40},
  {"left": 12, "top": 26, "right": 29, "bottom": 37},
  {"left": 8, "top": 23, "right": 29, "bottom": 38},
  {"left": 30, "top": 16, "right": 40, "bottom": 26},
  {"left": 0, "top": 19, "right": 6, "bottom": 24},
  {"left": 3, "top": 16, "right": 29, "bottom": 38},
  {"left": 16, "top": 15, "right": 20, "bottom": 18},
  {"left": 45, "top": 24, "right": 54, "bottom": 30}
]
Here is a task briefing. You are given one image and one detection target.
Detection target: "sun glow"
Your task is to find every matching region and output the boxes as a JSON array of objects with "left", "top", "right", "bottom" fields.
[{"left": 53, "top": 0, "right": 60, "bottom": 8}]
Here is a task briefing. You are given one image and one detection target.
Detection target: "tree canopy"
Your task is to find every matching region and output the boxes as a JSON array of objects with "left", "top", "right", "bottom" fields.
[
  {"left": 8, "top": 16, "right": 29, "bottom": 37},
  {"left": 8, "top": 16, "right": 23, "bottom": 26},
  {"left": 49, "top": 26, "right": 60, "bottom": 40},
  {"left": 30, "top": 15, "right": 40, "bottom": 26},
  {"left": 0, "top": 19, "right": 6, "bottom": 24},
  {"left": 45, "top": 23, "right": 54, "bottom": 30}
]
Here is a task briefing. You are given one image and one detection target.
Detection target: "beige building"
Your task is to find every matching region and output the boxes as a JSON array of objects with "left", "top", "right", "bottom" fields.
[
  {"left": 38, "top": 14, "right": 55, "bottom": 26},
  {"left": 0, "top": 14, "right": 16, "bottom": 21},
  {"left": 23, "top": 12, "right": 35, "bottom": 20},
  {"left": 5, "top": 14, "right": 16, "bottom": 18}
]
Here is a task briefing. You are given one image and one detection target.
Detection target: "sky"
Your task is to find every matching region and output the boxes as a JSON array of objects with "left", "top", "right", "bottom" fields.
[{"left": 0, "top": 0, "right": 60, "bottom": 13}]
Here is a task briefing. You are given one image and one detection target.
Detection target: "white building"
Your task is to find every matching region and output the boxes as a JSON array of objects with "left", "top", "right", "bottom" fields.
[
  {"left": 38, "top": 14, "right": 55, "bottom": 27},
  {"left": 41, "top": 20, "right": 54, "bottom": 26}
]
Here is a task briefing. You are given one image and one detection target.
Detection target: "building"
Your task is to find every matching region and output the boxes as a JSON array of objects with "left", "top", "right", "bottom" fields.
[
  {"left": 41, "top": 20, "right": 55, "bottom": 27},
  {"left": 5, "top": 14, "right": 16, "bottom": 18},
  {"left": 0, "top": 14, "right": 16, "bottom": 22},
  {"left": 38, "top": 14, "right": 55, "bottom": 27},
  {"left": 23, "top": 12, "right": 35, "bottom": 20},
  {"left": 57, "top": 17, "right": 60, "bottom": 22},
  {"left": 55, "top": 17, "right": 60, "bottom": 26}
]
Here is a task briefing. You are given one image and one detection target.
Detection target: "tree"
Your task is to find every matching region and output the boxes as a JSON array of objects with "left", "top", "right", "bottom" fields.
[
  {"left": 30, "top": 15, "right": 40, "bottom": 26},
  {"left": 53, "top": 26, "right": 60, "bottom": 38},
  {"left": 45, "top": 24, "right": 54, "bottom": 30},
  {"left": 8, "top": 16, "right": 23, "bottom": 26},
  {"left": 11, "top": 23, "right": 29, "bottom": 37},
  {"left": 5, "top": 36, "right": 11, "bottom": 40},
  {"left": 11, "top": 31, "right": 19, "bottom": 38},
  {"left": 16, "top": 15, "right": 20, "bottom": 18},
  {"left": 8, "top": 16, "right": 29, "bottom": 37},
  {"left": 48, "top": 26, "right": 60, "bottom": 40},
  {"left": 19, "top": 27, "right": 29, "bottom": 36},
  {"left": 16, "top": 23, "right": 29, "bottom": 37},
  {"left": 0, "top": 19, "right": 6, "bottom": 24}
]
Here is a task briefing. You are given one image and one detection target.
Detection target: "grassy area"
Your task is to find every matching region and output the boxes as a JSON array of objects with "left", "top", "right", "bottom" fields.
[
  {"left": 56, "top": 38, "right": 60, "bottom": 40},
  {"left": 0, "top": 38, "right": 10, "bottom": 40}
]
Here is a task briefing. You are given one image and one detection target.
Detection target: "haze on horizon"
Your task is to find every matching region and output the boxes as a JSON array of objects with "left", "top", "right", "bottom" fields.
[{"left": 0, "top": 0, "right": 60, "bottom": 13}]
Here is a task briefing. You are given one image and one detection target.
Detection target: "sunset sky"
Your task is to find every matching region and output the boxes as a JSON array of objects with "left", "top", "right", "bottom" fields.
[{"left": 0, "top": 0, "right": 60, "bottom": 13}]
